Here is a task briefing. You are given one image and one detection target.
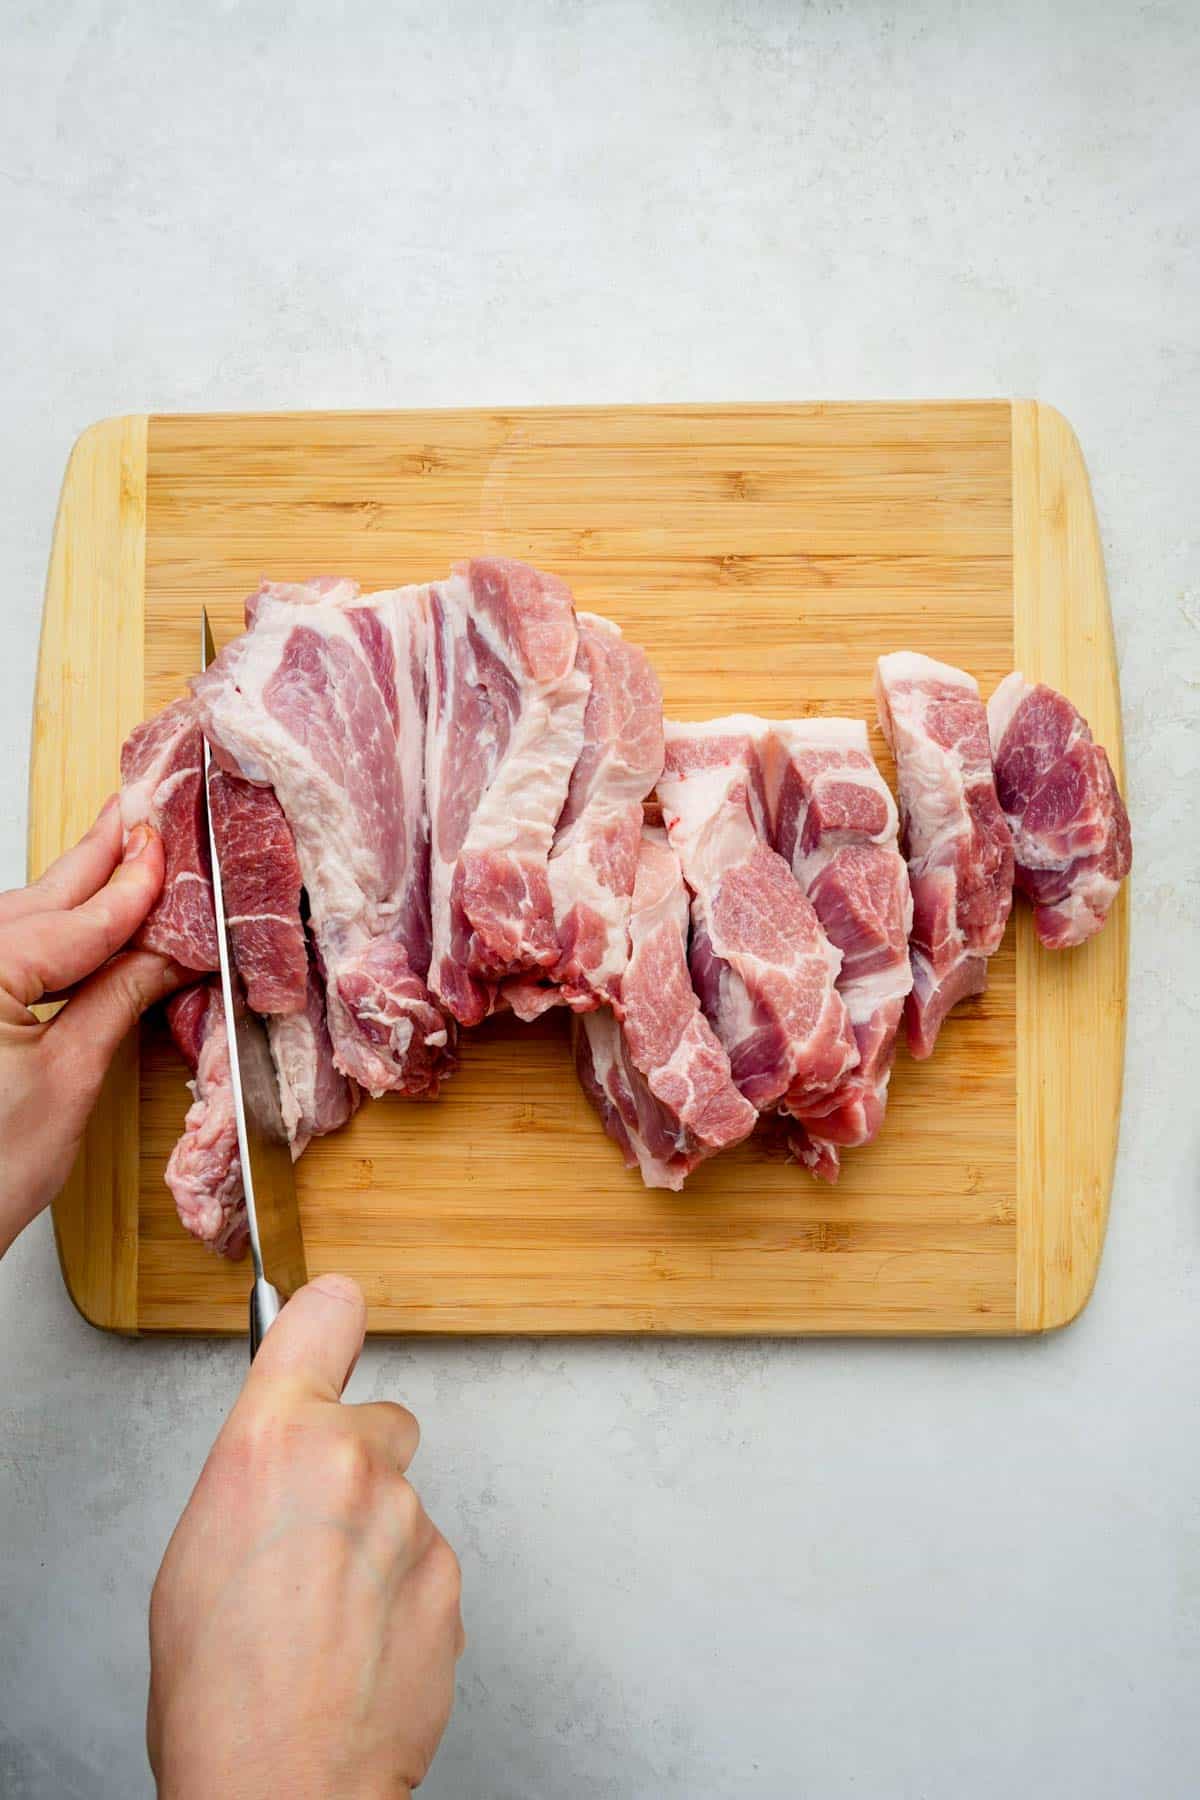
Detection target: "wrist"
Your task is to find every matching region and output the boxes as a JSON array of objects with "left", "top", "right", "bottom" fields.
[{"left": 156, "top": 1745, "right": 414, "bottom": 1800}]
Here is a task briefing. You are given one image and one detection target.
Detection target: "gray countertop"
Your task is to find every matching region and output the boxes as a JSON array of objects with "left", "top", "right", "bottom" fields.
[{"left": 2, "top": 4, "right": 1197, "bottom": 1796}]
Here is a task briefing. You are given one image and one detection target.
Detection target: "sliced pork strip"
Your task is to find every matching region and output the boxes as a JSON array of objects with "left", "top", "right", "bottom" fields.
[
  {"left": 268, "top": 949, "right": 360, "bottom": 1156},
  {"left": 623, "top": 828, "right": 758, "bottom": 1156},
  {"left": 657, "top": 719, "right": 858, "bottom": 1115},
  {"left": 875, "top": 653, "right": 1014, "bottom": 1059},
  {"left": 121, "top": 679, "right": 307, "bottom": 1009},
  {"left": 119, "top": 698, "right": 218, "bottom": 972},
  {"left": 756, "top": 1110, "right": 844, "bottom": 1183},
  {"left": 576, "top": 1010, "right": 694, "bottom": 1192},
  {"left": 207, "top": 766, "right": 308, "bottom": 1015},
  {"left": 987, "top": 673, "right": 1131, "bottom": 948},
  {"left": 763, "top": 718, "right": 913, "bottom": 1180},
  {"left": 164, "top": 983, "right": 247, "bottom": 1258},
  {"left": 507, "top": 613, "right": 664, "bottom": 1020},
  {"left": 425, "top": 559, "right": 590, "bottom": 1026},
  {"left": 166, "top": 943, "right": 357, "bottom": 1252},
  {"left": 193, "top": 579, "right": 452, "bottom": 1099},
  {"left": 574, "top": 1010, "right": 657, "bottom": 1182},
  {"left": 576, "top": 826, "right": 757, "bottom": 1189}
]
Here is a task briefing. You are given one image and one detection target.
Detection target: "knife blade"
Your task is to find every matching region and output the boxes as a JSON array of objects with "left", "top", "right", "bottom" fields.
[{"left": 201, "top": 609, "right": 308, "bottom": 1356}]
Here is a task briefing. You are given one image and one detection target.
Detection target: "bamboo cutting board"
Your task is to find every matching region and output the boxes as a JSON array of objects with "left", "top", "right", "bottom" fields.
[{"left": 28, "top": 403, "right": 1127, "bottom": 1336}]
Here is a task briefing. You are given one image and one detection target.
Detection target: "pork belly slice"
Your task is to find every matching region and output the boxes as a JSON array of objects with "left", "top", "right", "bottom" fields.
[
  {"left": 119, "top": 698, "right": 218, "bottom": 972},
  {"left": 657, "top": 719, "right": 858, "bottom": 1115},
  {"left": 206, "top": 766, "right": 307, "bottom": 1015},
  {"left": 165, "top": 984, "right": 248, "bottom": 1258},
  {"left": 165, "top": 951, "right": 358, "bottom": 1254},
  {"left": 575, "top": 828, "right": 756, "bottom": 1189},
  {"left": 119, "top": 689, "right": 307, "bottom": 1008},
  {"left": 987, "top": 674, "right": 1131, "bottom": 948},
  {"left": 875, "top": 653, "right": 1014, "bottom": 1060},
  {"left": 193, "top": 578, "right": 453, "bottom": 1099},
  {"left": 425, "top": 559, "right": 590, "bottom": 1026},
  {"left": 763, "top": 718, "right": 914, "bottom": 1180},
  {"left": 507, "top": 613, "right": 664, "bottom": 1020},
  {"left": 268, "top": 950, "right": 360, "bottom": 1155}
]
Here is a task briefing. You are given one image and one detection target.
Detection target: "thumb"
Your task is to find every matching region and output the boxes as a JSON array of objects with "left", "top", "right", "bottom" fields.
[
  {"left": 244, "top": 1274, "right": 367, "bottom": 1404},
  {"left": 49, "top": 949, "right": 190, "bottom": 1086},
  {"left": 0, "top": 825, "right": 168, "bottom": 1008}
]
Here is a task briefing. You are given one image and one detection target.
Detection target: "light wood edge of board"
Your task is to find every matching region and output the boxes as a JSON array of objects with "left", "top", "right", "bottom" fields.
[
  {"left": 1012, "top": 401, "right": 1128, "bottom": 1333},
  {"left": 28, "top": 415, "right": 149, "bottom": 1336},
  {"left": 27, "top": 403, "right": 1127, "bottom": 1339}
]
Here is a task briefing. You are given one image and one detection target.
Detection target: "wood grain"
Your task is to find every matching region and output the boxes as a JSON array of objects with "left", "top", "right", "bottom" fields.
[
  {"left": 29, "top": 415, "right": 147, "bottom": 1333},
  {"left": 1011, "top": 403, "right": 1128, "bottom": 1329},
  {"left": 29, "top": 402, "right": 1125, "bottom": 1334}
]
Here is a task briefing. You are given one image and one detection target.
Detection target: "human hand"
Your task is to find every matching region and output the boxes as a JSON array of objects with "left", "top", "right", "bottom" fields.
[
  {"left": 0, "top": 796, "right": 185, "bottom": 1256},
  {"left": 147, "top": 1275, "right": 464, "bottom": 1799}
]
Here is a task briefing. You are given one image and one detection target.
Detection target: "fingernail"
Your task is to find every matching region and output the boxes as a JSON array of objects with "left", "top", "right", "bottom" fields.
[
  {"left": 309, "top": 1274, "right": 365, "bottom": 1308},
  {"left": 122, "top": 824, "right": 154, "bottom": 862}
]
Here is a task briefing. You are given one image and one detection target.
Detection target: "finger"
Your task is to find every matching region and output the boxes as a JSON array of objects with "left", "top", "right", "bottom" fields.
[
  {"left": 423, "top": 1528, "right": 467, "bottom": 1658},
  {"left": 341, "top": 1400, "right": 421, "bottom": 1472},
  {"left": 410, "top": 1524, "right": 464, "bottom": 1643},
  {"left": 379, "top": 1477, "right": 438, "bottom": 1563},
  {"left": 0, "top": 826, "right": 166, "bottom": 1006},
  {"left": 48, "top": 949, "right": 191, "bottom": 1080},
  {"left": 38, "top": 946, "right": 192, "bottom": 1008},
  {"left": 245, "top": 1274, "right": 367, "bottom": 1404},
  {"left": 0, "top": 795, "right": 123, "bottom": 925}
]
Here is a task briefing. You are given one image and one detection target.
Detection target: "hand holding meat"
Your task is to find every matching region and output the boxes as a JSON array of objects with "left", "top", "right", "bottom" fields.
[
  {"left": 147, "top": 1274, "right": 464, "bottom": 1800},
  {"left": 0, "top": 800, "right": 184, "bottom": 1255}
]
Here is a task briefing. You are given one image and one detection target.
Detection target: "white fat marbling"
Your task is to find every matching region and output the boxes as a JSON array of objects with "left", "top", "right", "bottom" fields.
[{"left": 0, "top": 4, "right": 1197, "bottom": 1796}]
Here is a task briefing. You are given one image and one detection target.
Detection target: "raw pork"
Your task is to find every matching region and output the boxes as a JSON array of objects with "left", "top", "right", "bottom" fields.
[
  {"left": 763, "top": 718, "right": 913, "bottom": 1180},
  {"left": 119, "top": 699, "right": 218, "bottom": 971},
  {"left": 657, "top": 720, "right": 858, "bottom": 1114},
  {"left": 508, "top": 614, "right": 664, "bottom": 1019},
  {"left": 207, "top": 767, "right": 307, "bottom": 1014},
  {"left": 268, "top": 950, "right": 360, "bottom": 1155},
  {"left": 576, "top": 827, "right": 756, "bottom": 1188},
  {"left": 193, "top": 579, "right": 452, "bottom": 1098},
  {"left": 425, "top": 559, "right": 590, "bottom": 1026},
  {"left": 164, "top": 984, "right": 247, "bottom": 1257},
  {"left": 875, "top": 653, "right": 1014, "bottom": 1059},
  {"left": 165, "top": 949, "right": 356, "bottom": 1248},
  {"left": 987, "top": 674, "right": 1131, "bottom": 948}
]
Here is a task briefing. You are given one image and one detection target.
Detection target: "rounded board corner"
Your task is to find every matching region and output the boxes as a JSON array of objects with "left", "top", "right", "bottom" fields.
[{"left": 1012, "top": 401, "right": 1126, "bottom": 1334}]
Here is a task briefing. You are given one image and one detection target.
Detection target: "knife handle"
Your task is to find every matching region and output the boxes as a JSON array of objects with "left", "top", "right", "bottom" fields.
[{"left": 249, "top": 1277, "right": 283, "bottom": 1360}]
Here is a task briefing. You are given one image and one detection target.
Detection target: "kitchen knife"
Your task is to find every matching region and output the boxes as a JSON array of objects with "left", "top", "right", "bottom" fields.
[{"left": 201, "top": 609, "right": 308, "bottom": 1357}]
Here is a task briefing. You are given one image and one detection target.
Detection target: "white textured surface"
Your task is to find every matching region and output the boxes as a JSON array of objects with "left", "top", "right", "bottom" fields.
[{"left": 1, "top": 2, "right": 1198, "bottom": 1795}]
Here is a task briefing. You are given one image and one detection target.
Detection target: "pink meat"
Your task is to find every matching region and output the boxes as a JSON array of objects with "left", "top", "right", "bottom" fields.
[
  {"left": 507, "top": 613, "right": 664, "bottom": 1019},
  {"left": 575, "top": 827, "right": 756, "bottom": 1189},
  {"left": 268, "top": 951, "right": 360, "bottom": 1155},
  {"left": 165, "top": 982, "right": 213, "bottom": 1070},
  {"left": 207, "top": 766, "right": 307, "bottom": 1015},
  {"left": 657, "top": 719, "right": 858, "bottom": 1115},
  {"left": 164, "top": 984, "right": 248, "bottom": 1258},
  {"left": 425, "top": 559, "right": 590, "bottom": 1026},
  {"left": 165, "top": 948, "right": 357, "bottom": 1253},
  {"left": 763, "top": 718, "right": 914, "bottom": 1180},
  {"left": 875, "top": 653, "right": 1014, "bottom": 1059},
  {"left": 119, "top": 698, "right": 218, "bottom": 972},
  {"left": 987, "top": 674, "right": 1131, "bottom": 948},
  {"left": 193, "top": 578, "right": 453, "bottom": 1099}
]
